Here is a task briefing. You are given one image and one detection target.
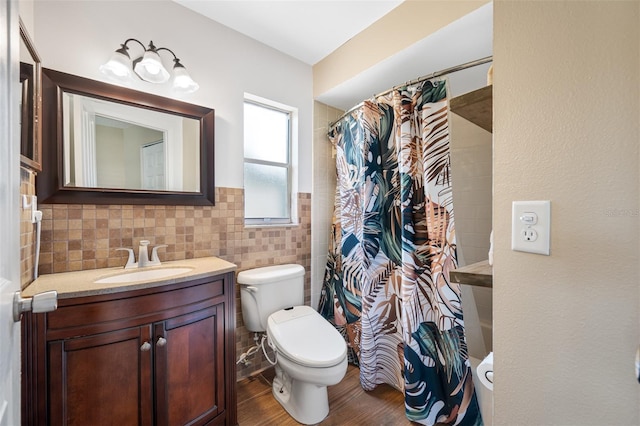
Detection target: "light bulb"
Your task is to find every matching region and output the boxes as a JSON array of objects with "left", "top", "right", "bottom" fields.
[
  {"left": 172, "top": 63, "right": 199, "bottom": 94},
  {"left": 134, "top": 50, "right": 170, "bottom": 83},
  {"left": 145, "top": 63, "right": 160, "bottom": 75},
  {"left": 99, "top": 48, "right": 133, "bottom": 82}
]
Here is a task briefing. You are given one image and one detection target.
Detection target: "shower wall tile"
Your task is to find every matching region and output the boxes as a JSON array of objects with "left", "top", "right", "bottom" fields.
[
  {"left": 450, "top": 113, "right": 493, "bottom": 266},
  {"left": 449, "top": 113, "right": 493, "bottom": 353},
  {"left": 21, "top": 182, "right": 311, "bottom": 380},
  {"left": 311, "top": 101, "right": 342, "bottom": 310}
]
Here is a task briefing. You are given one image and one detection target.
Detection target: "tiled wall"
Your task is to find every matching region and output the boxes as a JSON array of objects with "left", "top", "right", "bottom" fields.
[
  {"left": 449, "top": 113, "right": 493, "bottom": 352},
  {"left": 19, "top": 177, "right": 311, "bottom": 380},
  {"left": 450, "top": 113, "right": 493, "bottom": 266},
  {"left": 20, "top": 168, "right": 37, "bottom": 288},
  {"left": 311, "top": 102, "right": 342, "bottom": 309}
]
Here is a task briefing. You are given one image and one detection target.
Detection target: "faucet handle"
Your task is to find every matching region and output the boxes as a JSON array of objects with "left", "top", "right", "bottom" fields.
[
  {"left": 115, "top": 248, "right": 136, "bottom": 269},
  {"left": 151, "top": 245, "right": 168, "bottom": 263}
]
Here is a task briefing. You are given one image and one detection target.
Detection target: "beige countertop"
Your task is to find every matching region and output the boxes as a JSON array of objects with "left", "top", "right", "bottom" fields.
[{"left": 23, "top": 257, "right": 237, "bottom": 299}]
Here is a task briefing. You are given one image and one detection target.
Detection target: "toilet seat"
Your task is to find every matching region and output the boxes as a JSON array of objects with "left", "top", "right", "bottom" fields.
[{"left": 267, "top": 306, "right": 347, "bottom": 368}]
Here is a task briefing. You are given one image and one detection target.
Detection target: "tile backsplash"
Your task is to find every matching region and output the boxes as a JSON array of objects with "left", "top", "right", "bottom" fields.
[
  {"left": 20, "top": 175, "right": 311, "bottom": 380},
  {"left": 20, "top": 168, "right": 37, "bottom": 287}
]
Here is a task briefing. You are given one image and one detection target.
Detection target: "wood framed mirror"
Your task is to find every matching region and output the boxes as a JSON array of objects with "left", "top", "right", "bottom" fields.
[
  {"left": 20, "top": 18, "right": 42, "bottom": 172},
  {"left": 38, "top": 68, "right": 215, "bottom": 205}
]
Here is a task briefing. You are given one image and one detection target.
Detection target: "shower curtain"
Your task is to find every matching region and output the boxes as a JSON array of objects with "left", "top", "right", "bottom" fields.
[{"left": 319, "top": 79, "right": 482, "bottom": 425}]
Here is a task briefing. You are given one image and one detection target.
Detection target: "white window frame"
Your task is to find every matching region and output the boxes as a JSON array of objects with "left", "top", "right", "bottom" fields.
[{"left": 243, "top": 94, "right": 298, "bottom": 226}]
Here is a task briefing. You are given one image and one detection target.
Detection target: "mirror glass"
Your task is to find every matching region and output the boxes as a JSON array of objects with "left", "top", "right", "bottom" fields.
[
  {"left": 19, "top": 19, "right": 42, "bottom": 172},
  {"left": 39, "top": 68, "right": 214, "bottom": 206},
  {"left": 62, "top": 93, "right": 200, "bottom": 192}
]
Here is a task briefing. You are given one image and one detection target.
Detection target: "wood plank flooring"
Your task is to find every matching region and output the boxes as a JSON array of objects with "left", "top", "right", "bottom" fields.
[{"left": 237, "top": 365, "right": 415, "bottom": 425}]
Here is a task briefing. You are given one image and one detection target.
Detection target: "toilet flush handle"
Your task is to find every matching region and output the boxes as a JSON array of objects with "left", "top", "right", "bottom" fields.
[{"left": 245, "top": 286, "right": 258, "bottom": 293}]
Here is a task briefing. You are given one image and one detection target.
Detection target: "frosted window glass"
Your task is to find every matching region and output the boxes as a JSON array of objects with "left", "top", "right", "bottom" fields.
[
  {"left": 244, "top": 102, "right": 289, "bottom": 163},
  {"left": 244, "top": 163, "right": 288, "bottom": 219}
]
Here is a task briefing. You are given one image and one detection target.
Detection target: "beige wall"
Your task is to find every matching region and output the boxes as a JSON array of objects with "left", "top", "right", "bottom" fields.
[
  {"left": 95, "top": 125, "right": 126, "bottom": 188},
  {"left": 313, "top": 0, "right": 489, "bottom": 97},
  {"left": 182, "top": 118, "right": 199, "bottom": 191},
  {"left": 18, "top": 0, "right": 34, "bottom": 36},
  {"left": 494, "top": 1, "right": 639, "bottom": 424}
]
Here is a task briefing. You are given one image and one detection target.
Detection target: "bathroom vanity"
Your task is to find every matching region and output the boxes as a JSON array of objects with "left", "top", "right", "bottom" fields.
[{"left": 21, "top": 257, "right": 237, "bottom": 426}]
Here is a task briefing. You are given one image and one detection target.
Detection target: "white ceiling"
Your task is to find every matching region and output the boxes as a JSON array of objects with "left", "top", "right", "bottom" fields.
[
  {"left": 174, "top": 0, "right": 404, "bottom": 66},
  {"left": 173, "top": 0, "right": 492, "bottom": 111}
]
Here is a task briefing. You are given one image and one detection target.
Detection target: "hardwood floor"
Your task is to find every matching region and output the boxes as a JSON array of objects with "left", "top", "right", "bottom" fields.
[{"left": 237, "top": 364, "right": 415, "bottom": 425}]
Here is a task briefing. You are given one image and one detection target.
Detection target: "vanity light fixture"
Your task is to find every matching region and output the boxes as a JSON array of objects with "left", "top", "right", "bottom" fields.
[{"left": 99, "top": 38, "right": 199, "bottom": 94}]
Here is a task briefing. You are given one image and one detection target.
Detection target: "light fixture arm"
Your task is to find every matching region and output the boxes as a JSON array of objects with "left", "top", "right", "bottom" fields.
[
  {"left": 156, "top": 46, "right": 178, "bottom": 61},
  {"left": 118, "top": 39, "right": 173, "bottom": 61},
  {"left": 156, "top": 46, "right": 189, "bottom": 69},
  {"left": 113, "top": 38, "right": 147, "bottom": 59},
  {"left": 127, "top": 41, "right": 187, "bottom": 67},
  {"left": 122, "top": 38, "right": 147, "bottom": 51}
]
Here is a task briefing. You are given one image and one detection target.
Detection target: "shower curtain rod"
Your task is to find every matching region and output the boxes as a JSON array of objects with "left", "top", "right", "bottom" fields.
[{"left": 328, "top": 55, "right": 493, "bottom": 129}]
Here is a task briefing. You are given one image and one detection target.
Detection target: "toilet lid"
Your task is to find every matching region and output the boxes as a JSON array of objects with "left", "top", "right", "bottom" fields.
[{"left": 267, "top": 306, "right": 347, "bottom": 368}]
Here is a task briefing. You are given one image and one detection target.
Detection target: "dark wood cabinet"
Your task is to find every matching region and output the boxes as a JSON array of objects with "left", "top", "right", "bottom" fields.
[
  {"left": 48, "top": 326, "right": 153, "bottom": 425},
  {"left": 23, "top": 272, "right": 237, "bottom": 426},
  {"left": 155, "top": 305, "right": 225, "bottom": 426}
]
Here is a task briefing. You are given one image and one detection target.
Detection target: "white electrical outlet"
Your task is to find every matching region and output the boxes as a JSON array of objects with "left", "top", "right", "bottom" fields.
[
  {"left": 522, "top": 228, "right": 538, "bottom": 241},
  {"left": 511, "top": 201, "right": 551, "bottom": 255}
]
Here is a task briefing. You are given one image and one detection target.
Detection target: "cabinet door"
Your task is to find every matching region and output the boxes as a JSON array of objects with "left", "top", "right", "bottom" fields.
[
  {"left": 154, "top": 304, "right": 225, "bottom": 426},
  {"left": 48, "top": 326, "right": 153, "bottom": 426}
]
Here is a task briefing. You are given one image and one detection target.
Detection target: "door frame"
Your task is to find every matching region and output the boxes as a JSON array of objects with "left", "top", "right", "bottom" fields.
[{"left": 0, "top": 1, "right": 23, "bottom": 425}]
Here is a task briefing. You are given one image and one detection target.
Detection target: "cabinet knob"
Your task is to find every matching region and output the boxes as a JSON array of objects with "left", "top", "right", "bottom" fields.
[
  {"left": 140, "top": 341, "right": 151, "bottom": 352},
  {"left": 157, "top": 337, "right": 167, "bottom": 347}
]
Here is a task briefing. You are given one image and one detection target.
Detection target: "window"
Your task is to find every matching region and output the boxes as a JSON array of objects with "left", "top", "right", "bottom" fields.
[{"left": 243, "top": 97, "right": 295, "bottom": 225}]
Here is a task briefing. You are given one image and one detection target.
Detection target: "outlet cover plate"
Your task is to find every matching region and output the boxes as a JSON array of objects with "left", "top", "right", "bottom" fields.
[{"left": 511, "top": 200, "right": 551, "bottom": 255}]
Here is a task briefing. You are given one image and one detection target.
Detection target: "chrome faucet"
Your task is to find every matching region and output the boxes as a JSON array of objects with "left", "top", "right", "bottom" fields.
[{"left": 116, "top": 240, "right": 168, "bottom": 269}]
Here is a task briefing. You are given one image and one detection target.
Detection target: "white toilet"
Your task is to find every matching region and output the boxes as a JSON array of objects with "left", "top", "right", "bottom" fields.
[
  {"left": 470, "top": 355, "right": 494, "bottom": 425},
  {"left": 237, "top": 264, "right": 348, "bottom": 425}
]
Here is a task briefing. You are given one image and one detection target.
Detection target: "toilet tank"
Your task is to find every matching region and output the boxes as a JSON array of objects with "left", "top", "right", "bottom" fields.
[{"left": 237, "top": 264, "right": 305, "bottom": 332}]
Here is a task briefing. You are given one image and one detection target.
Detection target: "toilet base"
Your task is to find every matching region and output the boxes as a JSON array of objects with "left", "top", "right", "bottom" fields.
[
  {"left": 272, "top": 365, "right": 329, "bottom": 425},
  {"left": 470, "top": 356, "right": 493, "bottom": 425}
]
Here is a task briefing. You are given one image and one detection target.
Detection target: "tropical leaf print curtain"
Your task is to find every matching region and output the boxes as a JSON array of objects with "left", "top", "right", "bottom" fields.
[{"left": 319, "top": 79, "right": 482, "bottom": 425}]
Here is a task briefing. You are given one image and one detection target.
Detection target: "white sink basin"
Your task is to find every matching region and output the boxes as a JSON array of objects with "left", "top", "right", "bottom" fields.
[{"left": 94, "top": 267, "right": 194, "bottom": 284}]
